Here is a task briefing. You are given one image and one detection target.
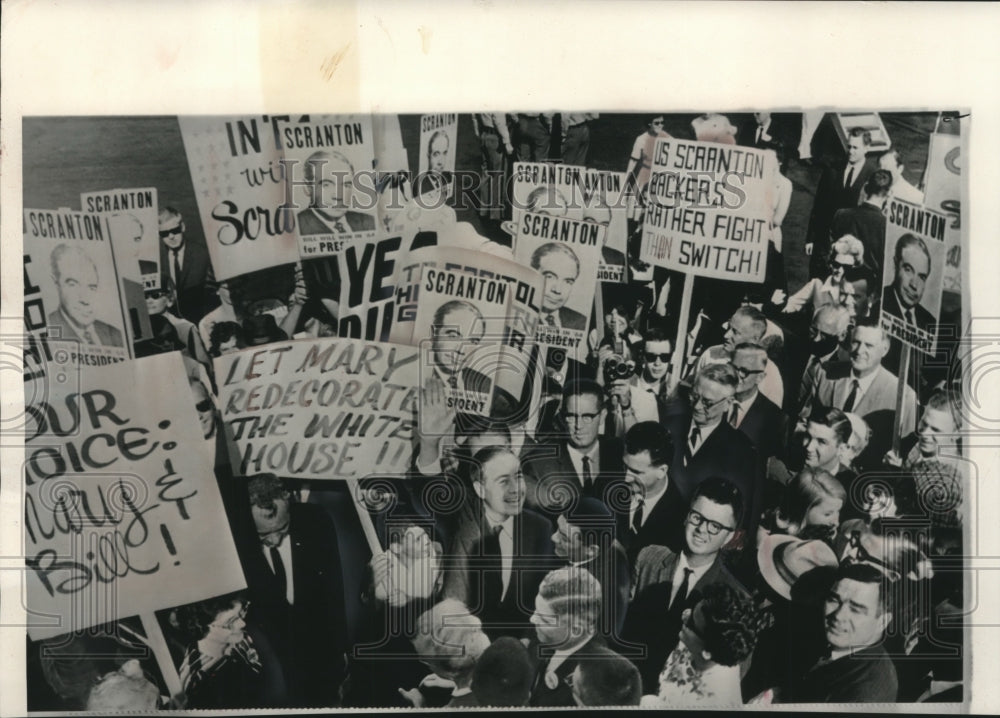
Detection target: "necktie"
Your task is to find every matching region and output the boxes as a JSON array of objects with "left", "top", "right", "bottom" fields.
[
  {"left": 545, "top": 313, "right": 556, "bottom": 327},
  {"left": 269, "top": 546, "right": 287, "bottom": 602},
  {"left": 483, "top": 525, "right": 503, "bottom": 604},
  {"left": 842, "top": 378, "right": 860, "bottom": 412},
  {"left": 334, "top": 218, "right": 348, "bottom": 234},
  {"left": 581, "top": 455, "right": 594, "bottom": 493},
  {"left": 670, "top": 567, "right": 694, "bottom": 611},
  {"left": 844, "top": 166, "right": 855, "bottom": 189},
  {"left": 729, "top": 402, "right": 740, "bottom": 428},
  {"left": 685, "top": 425, "right": 701, "bottom": 464},
  {"left": 171, "top": 248, "right": 182, "bottom": 286},
  {"left": 447, "top": 374, "right": 458, "bottom": 389},
  {"left": 755, "top": 126, "right": 762, "bottom": 144},
  {"left": 905, "top": 308, "right": 916, "bottom": 327},
  {"left": 631, "top": 497, "right": 645, "bottom": 535},
  {"left": 83, "top": 326, "right": 99, "bottom": 346}
]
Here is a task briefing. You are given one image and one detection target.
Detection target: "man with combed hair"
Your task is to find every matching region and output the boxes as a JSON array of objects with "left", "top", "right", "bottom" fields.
[
  {"left": 623, "top": 477, "right": 749, "bottom": 692},
  {"left": 776, "top": 562, "right": 898, "bottom": 702},
  {"left": 158, "top": 206, "right": 215, "bottom": 322},
  {"left": 528, "top": 566, "right": 606, "bottom": 706},
  {"left": 831, "top": 169, "right": 892, "bottom": 275},
  {"left": 530, "top": 242, "right": 586, "bottom": 330},
  {"left": 880, "top": 233, "right": 936, "bottom": 332},
  {"left": 693, "top": 305, "right": 784, "bottom": 407},
  {"left": 237, "top": 473, "right": 347, "bottom": 707},
  {"left": 47, "top": 243, "right": 124, "bottom": 347},
  {"left": 803, "top": 319, "right": 916, "bottom": 468},
  {"left": 665, "top": 363, "right": 760, "bottom": 537},
  {"left": 879, "top": 148, "right": 924, "bottom": 205},
  {"left": 805, "top": 126, "right": 877, "bottom": 277},
  {"left": 296, "top": 150, "right": 375, "bottom": 235},
  {"left": 728, "top": 342, "right": 786, "bottom": 461},
  {"left": 443, "top": 447, "right": 553, "bottom": 640},
  {"left": 569, "top": 646, "right": 642, "bottom": 706}
]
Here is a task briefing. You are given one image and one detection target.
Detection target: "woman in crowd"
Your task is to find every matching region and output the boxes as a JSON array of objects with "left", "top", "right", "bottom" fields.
[
  {"left": 780, "top": 234, "right": 866, "bottom": 315},
  {"left": 759, "top": 466, "right": 846, "bottom": 545},
  {"left": 644, "top": 584, "right": 758, "bottom": 707},
  {"left": 172, "top": 591, "right": 285, "bottom": 709}
]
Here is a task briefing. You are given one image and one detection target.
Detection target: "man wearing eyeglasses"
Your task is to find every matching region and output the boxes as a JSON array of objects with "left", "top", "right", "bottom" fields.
[
  {"left": 521, "top": 378, "right": 625, "bottom": 523},
  {"left": 158, "top": 206, "right": 215, "bottom": 323},
  {"left": 666, "top": 364, "right": 759, "bottom": 537},
  {"left": 797, "top": 305, "right": 852, "bottom": 415},
  {"left": 622, "top": 477, "right": 748, "bottom": 693},
  {"left": 693, "top": 304, "right": 784, "bottom": 408},
  {"left": 238, "top": 473, "right": 347, "bottom": 707},
  {"left": 728, "top": 343, "right": 786, "bottom": 463},
  {"left": 776, "top": 562, "right": 897, "bottom": 703}
]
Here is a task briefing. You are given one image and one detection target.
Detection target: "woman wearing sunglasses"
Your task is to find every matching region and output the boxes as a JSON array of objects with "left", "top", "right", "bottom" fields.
[{"left": 779, "top": 234, "right": 866, "bottom": 315}]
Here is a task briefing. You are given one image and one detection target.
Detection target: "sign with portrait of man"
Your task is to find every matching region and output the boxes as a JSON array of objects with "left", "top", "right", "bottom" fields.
[
  {"left": 81, "top": 186, "right": 161, "bottom": 290},
  {"left": 23, "top": 208, "right": 134, "bottom": 364},
  {"left": 879, "top": 198, "right": 949, "bottom": 355}
]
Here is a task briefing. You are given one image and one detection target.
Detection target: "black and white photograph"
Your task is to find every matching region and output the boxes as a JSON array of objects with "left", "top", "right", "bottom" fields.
[{"left": 2, "top": 2, "right": 997, "bottom": 715}]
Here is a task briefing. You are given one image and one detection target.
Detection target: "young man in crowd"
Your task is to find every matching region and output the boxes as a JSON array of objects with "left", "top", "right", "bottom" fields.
[{"left": 622, "top": 477, "right": 748, "bottom": 693}]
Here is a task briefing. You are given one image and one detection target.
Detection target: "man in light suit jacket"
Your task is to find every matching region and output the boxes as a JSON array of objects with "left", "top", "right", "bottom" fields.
[
  {"left": 443, "top": 447, "right": 554, "bottom": 640},
  {"left": 621, "top": 477, "right": 749, "bottom": 693},
  {"left": 802, "top": 320, "right": 916, "bottom": 469}
]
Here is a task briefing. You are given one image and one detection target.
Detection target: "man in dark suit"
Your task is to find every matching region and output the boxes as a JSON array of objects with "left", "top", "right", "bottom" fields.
[
  {"left": 729, "top": 343, "right": 786, "bottom": 463},
  {"left": 296, "top": 150, "right": 376, "bottom": 235},
  {"left": 530, "top": 242, "right": 587, "bottom": 330},
  {"left": 46, "top": 244, "right": 124, "bottom": 347},
  {"left": 738, "top": 111, "right": 799, "bottom": 151},
  {"left": 880, "top": 233, "right": 936, "bottom": 332},
  {"left": 830, "top": 169, "right": 891, "bottom": 275},
  {"left": 442, "top": 447, "right": 554, "bottom": 640},
  {"left": 664, "top": 363, "right": 760, "bottom": 541},
  {"left": 621, "top": 477, "right": 749, "bottom": 693},
  {"left": 158, "top": 206, "right": 215, "bottom": 322},
  {"left": 521, "top": 378, "right": 624, "bottom": 524},
  {"left": 805, "top": 127, "right": 878, "bottom": 278},
  {"left": 238, "top": 473, "right": 348, "bottom": 707},
  {"left": 617, "top": 421, "right": 686, "bottom": 566},
  {"left": 528, "top": 566, "right": 608, "bottom": 706}
]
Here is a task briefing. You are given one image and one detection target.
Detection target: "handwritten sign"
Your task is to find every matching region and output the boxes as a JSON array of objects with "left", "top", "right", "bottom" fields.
[
  {"left": 216, "top": 339, "right": 419, "bottom": 479},
  {"left": 24, "top": 353, "right": 245, "bottom": 640},
  {"left": 639, "top": 138, "right": 776, "bottom": 282}
]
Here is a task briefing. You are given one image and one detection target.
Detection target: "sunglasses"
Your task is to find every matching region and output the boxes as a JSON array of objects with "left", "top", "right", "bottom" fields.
[
  {"left": 689, "top": 391, "right": 729, "bottom": 410},
  {"left": 845, "top": 530, "right": 902, "bottom": 582},
  {"left": 159, "top": 226, "right": 183, "bottom": 239},
  {"left": 145, "top": 289, "right": 169, "bottom": 299},
  {"left": 195, "top": 399, "right": 213, "bottom": 413},
  {"left": 643, "top": 351, "right": 671, "bottom": 363}
]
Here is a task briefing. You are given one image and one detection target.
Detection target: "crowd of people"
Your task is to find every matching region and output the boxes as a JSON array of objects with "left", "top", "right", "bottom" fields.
[{"left": 27, "top": 111, "right": 964, "bottom": 710}]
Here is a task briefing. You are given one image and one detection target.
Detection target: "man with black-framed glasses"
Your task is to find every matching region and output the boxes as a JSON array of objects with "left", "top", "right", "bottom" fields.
[
  {"left": 665, "top": 365, "right": 759, "bottom": 540},
  {"left": 622, "top": 477, "right": 749, "bottom": 693},
  {"left": 158, "top": 206, "right": 215, "bottom": 322}
]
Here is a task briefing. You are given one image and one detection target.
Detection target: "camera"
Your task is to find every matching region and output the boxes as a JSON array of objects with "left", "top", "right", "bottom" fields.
[{"left": 602, "top": 354, "right": 636, "bottom": 385}]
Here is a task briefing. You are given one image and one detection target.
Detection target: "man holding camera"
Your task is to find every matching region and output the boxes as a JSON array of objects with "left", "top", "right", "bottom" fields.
[{"left": 600, "top": 323, "right": 675, "bottom": 430}]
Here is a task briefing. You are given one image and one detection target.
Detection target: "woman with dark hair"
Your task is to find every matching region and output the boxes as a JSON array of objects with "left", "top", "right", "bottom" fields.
[
  {"left": 208, "top": 320, "right": 246, "bottom": 357},
  {"left": 644, "top": 583, "right": 758, "bottom": 707},
  {"left": 172, "top": 591, "right": 285, "bottom": 709}
]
